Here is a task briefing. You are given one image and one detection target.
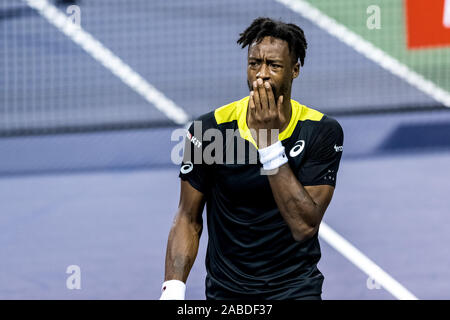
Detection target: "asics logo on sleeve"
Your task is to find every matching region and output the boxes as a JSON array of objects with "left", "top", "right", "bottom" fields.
[
  {"left": 289, "top": 140, "right": 305, "bottom": 157},
  {"left": 180, "top": 161, "right": 194, "bottom": 174}
]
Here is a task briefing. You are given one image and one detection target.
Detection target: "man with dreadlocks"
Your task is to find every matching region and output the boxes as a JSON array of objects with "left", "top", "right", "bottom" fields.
[{"left": 160, "top": 17, "right": 344, "bottom": 300}]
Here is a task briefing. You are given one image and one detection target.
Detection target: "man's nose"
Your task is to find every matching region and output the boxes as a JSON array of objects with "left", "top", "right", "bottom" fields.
[{"left": 256, "top": 63, "right": 270, "bottom": 80}]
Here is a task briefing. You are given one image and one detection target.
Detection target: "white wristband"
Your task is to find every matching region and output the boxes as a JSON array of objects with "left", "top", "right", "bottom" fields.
[
  {"left": 258, "top": 141, "right": 288, "bottom": 171},
  {"left": 160, "top": 280, "right": 186, "bottom": 300}
]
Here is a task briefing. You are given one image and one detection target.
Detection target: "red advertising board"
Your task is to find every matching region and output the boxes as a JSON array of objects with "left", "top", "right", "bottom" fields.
[{"left": 405, "top": 0, "right": 450, "bottom": 49}]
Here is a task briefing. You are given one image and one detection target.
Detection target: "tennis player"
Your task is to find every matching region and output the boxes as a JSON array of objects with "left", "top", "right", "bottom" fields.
[{"left": 161, "top": 17, "right": 344, "bottom": 300}]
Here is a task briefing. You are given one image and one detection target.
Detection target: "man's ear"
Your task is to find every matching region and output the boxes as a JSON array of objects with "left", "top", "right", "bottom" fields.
[{"left": 292, "top": 62, "right": 300, "bottom": 79}]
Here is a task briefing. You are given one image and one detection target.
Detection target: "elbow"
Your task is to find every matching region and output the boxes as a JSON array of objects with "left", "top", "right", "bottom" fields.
[{"left": 291, "top": 225, "right": 318, "bottom": 243}]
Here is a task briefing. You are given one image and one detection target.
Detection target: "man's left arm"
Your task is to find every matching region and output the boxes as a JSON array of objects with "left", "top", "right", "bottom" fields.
[
  {"left": 267, "top": 118, "right": 343, "bottom": 242},
  {"left": 248, "top": 80, "right": 343, "bottom": 242},
  {"left": 267, "top": 165, "right": 334, "bottom": 242}
]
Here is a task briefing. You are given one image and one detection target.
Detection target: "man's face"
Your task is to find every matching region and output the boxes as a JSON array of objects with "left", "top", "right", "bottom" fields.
[{"left": 247, "top": 36, "right": 299, "bottom": 100}]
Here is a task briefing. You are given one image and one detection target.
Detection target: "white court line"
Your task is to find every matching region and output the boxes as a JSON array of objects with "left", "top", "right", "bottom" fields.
[
  {"left": 25, "top": 0, "right": 190, "bottom": 125},
  {"left": 319, "top": 222, "right": 418, "bottom": 300},
  {"left": 275, "top": 0, "right": 450, "bottom": 107}
]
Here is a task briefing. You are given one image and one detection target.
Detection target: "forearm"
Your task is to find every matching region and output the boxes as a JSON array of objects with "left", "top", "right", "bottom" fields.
[
  {"left": 164, "top": 213, "right": 202, "bottom": 282},
  {"left": 267, "top": 164, "right": 320, "bottom": 241}
]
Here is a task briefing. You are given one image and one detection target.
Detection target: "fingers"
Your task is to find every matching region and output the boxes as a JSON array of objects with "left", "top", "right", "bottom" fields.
[
  {"left": 257, "top": 79, "right": 269, "bottom": 111},
  {"left": 277, "top": 94, "right": 283, "bottom": 110},
  {"left": 264, "top": 81, "right": 276, "bottom": 112},
  {"left": 251, "top": 80, "right": 282, "bottom": 122},
  {"left": 277, "top": 95, "right": 285, "bottom": 123},
  {"left": 252, "top": 81, "right": 261, "bottom": 111},
  {"left": 249, "top": 91, "right": 256, "bottom": 116},
  {"left": 253, "top": 79, "right": 275, "bottom": 112}
]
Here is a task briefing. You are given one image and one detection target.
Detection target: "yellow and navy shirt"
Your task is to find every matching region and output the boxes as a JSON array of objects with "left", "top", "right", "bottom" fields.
[{"left": 179, "top": 96, "right": 344, "bottom": 299}]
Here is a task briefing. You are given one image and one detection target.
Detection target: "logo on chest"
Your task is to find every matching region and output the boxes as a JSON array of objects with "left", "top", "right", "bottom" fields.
[{"left": 289, "top": 140, "right": 305, "bottom": 157}]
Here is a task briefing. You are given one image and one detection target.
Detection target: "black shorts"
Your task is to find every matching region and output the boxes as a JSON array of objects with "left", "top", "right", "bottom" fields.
[
  {"left": 206, "top": 292, "right": 322, "bottom": 300},
  {"left": 206, "top": 277, "right": 322, "bottom": 300}
]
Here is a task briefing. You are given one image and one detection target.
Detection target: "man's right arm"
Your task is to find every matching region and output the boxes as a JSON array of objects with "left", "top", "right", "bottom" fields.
[{"left": 161, "top": 180, "right": 205, "bottom": 299}]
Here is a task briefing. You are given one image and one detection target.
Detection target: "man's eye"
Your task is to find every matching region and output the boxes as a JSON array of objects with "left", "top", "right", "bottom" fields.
[
  {"left": 271, "top": 64, "right": 281, "bottom": 68},
  {"left": 249, "top": 62, "right": 258, "bottom": 66}
]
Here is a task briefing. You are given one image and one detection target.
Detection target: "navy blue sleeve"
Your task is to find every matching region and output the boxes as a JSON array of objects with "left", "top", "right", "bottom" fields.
[{"left": 298, "top": 117, "right": 344, "bottom": 187}]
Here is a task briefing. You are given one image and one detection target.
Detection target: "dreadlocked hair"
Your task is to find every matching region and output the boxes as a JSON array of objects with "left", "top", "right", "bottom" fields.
[{"left": 237, "top": 17, "right": 308, "bottom": 66}]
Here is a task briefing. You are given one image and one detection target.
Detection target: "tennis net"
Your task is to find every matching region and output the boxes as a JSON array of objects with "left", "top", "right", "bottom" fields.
[{"left": 1, "top": 0, "right": 449, "bottom": 136}]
